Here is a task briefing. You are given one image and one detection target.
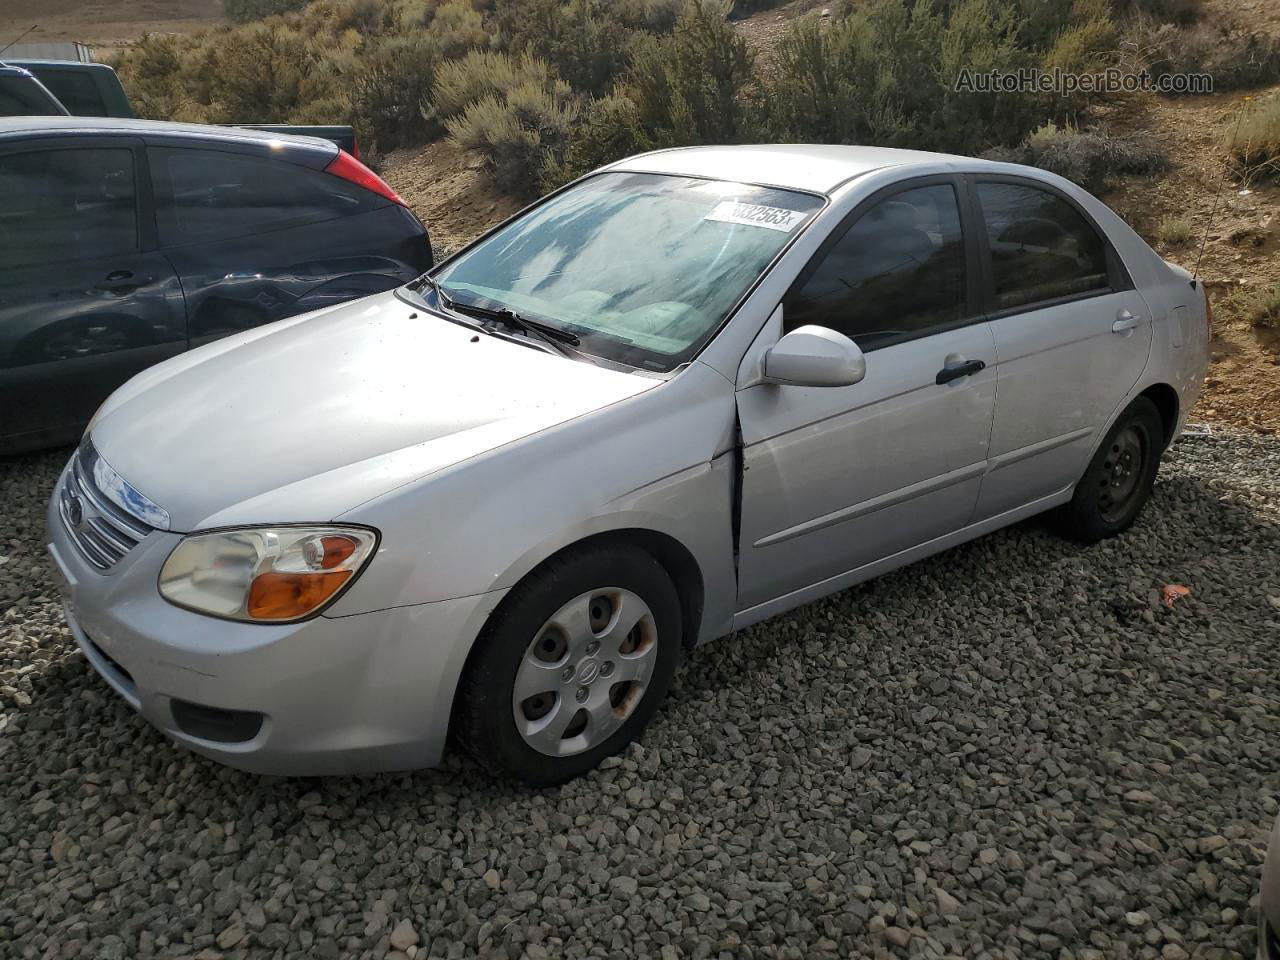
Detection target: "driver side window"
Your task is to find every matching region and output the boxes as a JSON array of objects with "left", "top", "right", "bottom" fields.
[{"left": 784, "top": 183, "right": 967, "bottom": 350}]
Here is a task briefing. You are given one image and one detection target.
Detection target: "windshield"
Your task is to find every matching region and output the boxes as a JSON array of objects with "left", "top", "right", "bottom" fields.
[{"left": 426, "top": 172, "right": 825, "bottom": 371}]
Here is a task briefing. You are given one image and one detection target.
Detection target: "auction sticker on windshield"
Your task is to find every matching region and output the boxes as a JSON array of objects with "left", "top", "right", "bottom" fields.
[{"left": 705, "top": 200, "right": 807, "bottom": 232}]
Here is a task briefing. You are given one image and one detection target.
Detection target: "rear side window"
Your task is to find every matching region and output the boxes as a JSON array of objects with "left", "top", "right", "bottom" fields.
[
  {"left": 30, "top": 69, "right": 107, "bottom": 117},
  {"left": 0, "top": 147, "right": 137, "bottom": 267},
  {"left": 975, "top": 182, "right": 1110, "bottom": 311},
  {"left": 152, "top": 147, "right": 379, "bottom": 246},
  {"left": 0, "top": 75, "right": 64, "bottom": 116},
  {"left": 784, "top": 183, "right": 968, "bottom": 350}
]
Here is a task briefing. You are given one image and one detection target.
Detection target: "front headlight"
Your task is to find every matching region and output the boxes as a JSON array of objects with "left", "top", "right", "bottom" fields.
[{"left": 159, "top": 526, "right": 378, "bottom": 623}]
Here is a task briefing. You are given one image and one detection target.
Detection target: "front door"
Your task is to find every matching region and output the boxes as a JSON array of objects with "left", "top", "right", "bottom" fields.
[
  {"left": 735, "top": 180, "right": 997, "bottom": 614},
  {"left": 968, "top": 178, "right": 1154, "bottom": 521},
  {"left": 0, "top": 139, "right": 185, "bottom": 451}
]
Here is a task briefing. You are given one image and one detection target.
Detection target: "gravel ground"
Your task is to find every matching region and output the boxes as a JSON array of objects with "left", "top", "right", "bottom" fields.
[{"left": 1, "top": 429, "right": 1278, "bottom": 960}]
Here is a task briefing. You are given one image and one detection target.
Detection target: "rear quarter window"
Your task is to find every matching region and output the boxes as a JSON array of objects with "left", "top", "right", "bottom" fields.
[
  {"left": 151, "top": 146, "right": 381, "bottom": 246},
  {"left": 0, "top": 75, "right": 63, "bottom": 116},
  {"left": 29, "top": 70, "right": 107, "bottom": 116},
  {"left": 975, "top": 181, "right": 1111, "bottom": 311}
]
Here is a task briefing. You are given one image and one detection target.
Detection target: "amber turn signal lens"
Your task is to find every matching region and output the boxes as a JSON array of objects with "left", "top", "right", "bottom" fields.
[{"left": 247, "top": 570, "right": 352, "bottom": 620}]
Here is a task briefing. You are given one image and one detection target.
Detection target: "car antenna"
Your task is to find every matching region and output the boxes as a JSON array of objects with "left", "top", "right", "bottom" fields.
[
  {"left": 0, "top": 24, "right": 39, "bottom": 58},
  {"left": 1192, "top": 96, "right": 1252, "bottom": 289}
]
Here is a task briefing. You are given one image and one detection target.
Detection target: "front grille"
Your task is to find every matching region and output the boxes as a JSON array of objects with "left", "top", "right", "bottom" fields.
[{"left": 58, "top": 446, "right": 154, "bottom": 571}]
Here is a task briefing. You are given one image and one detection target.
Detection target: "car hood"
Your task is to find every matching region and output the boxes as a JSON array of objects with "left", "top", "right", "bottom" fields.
[{"left": 90, "top": 291, "right": 661, "bottom": 531}]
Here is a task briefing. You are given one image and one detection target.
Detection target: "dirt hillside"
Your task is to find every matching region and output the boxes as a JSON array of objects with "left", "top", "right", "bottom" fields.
[{"left": 0, "top": 0, "right": 223, "bottom": 52}]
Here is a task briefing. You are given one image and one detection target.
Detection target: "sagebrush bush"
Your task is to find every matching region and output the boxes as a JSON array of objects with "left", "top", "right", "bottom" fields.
[
  {"left": 429, "top": 52, "right": 558, "bottom": 123},
  {"left": 1226, "top": 283, "right": 1280, "bottom": 328},
  {"left": 986, "top": 122, "right": 1168, "bottom": 190},
  {"left": 1126, "top": 17, "right": 1280, "bottom": 92},
  {"left": 447, "top": 81, "right": 578, "bottom": 200},
  {"left": 1226, "top": 96, "right": 1280, "bottom": 184}
]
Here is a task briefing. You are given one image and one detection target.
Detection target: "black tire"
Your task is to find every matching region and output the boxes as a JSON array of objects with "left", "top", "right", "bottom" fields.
[
  {"left": 454, "top": 543, "right": 682, "bottom": 786},
  {"left": 1053, "top": 396, "right": 1164, "bottom": 544}
]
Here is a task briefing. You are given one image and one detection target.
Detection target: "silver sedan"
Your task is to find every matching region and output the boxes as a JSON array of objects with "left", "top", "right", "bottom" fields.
[{"left": 47, "top": 145, "right": 1210, "bottom": 784}]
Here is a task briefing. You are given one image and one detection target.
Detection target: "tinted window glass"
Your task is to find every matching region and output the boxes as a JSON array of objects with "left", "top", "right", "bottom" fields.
[
  {"left": 153, "top": 147, "right": 376, "bottom": 245},
  {"left": 976, "top": 182, "right": 1109, "bottom": 310},
  {"left": 31, "top": 69, "right": 107, "bottom": 117},
  {"left": 785, "top": 184, "right": 967, "bottom": 349},
  {"left": 0, "top": 148, "right": 136, "bottom": 267},
  {"left": 0, "top": 75, "right": 64, "bottom": 116}
]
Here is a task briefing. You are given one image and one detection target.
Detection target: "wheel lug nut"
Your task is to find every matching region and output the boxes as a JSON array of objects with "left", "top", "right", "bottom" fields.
[
  {"left": 561, "top": 666, "right": 574, "bottom": 682},
  {"left": 601, "top": 661, "right": 614, "bottom": 677},
  {"left": 576, "top": 686, "right": 589, "bottom": 703},
  {"left": 585, "top": 641, "right": 600, "bottom": 656}
]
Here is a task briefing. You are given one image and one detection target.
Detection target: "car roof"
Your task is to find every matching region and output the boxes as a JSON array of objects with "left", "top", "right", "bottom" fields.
[
  {"left": 608, "top": 143, "right": 1001, "bottom": 194},
  {"left": 0, "top": 62, "right": 36, "bottom": 77},
  {"left": 0, "top": 115, "right": 336, "bottom": 153}
]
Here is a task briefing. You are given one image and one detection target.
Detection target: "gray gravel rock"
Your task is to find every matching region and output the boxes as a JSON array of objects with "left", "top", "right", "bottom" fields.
[{"left": 1, "top": 427, "right": 1278, "bottom": 959}]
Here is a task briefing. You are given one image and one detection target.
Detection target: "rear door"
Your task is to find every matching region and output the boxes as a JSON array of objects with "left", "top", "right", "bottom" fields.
[
  {"left": 735, "top": 178, "right": 998, "bottom": 613},
  {"left": 968, "top": 178, "right": 1153, "bottom": 521},
  {"left": 149, "top": 145, "right": 429, "bottom": 346},
  {"left": 0, "top": 137, "right": 185, "bottom": 451}
]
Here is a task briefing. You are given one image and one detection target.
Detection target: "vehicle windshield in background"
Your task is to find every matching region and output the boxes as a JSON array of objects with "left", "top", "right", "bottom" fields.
[{"left": 426, "top": 172, "right": 825, "bottom": 372}]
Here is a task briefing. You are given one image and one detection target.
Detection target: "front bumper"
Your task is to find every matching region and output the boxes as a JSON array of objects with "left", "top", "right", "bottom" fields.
[{"left": 46, "top": 467, "right": 505, "bottom": 775}]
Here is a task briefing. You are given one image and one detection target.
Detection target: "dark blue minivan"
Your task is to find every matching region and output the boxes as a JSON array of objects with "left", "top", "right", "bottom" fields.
[{"left": 0, "top": 117, "right": 433, "bottom": 454}]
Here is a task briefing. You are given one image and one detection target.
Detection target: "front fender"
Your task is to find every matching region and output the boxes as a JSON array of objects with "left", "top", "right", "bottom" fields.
[{"left": 325, "top": 362, "right": 739, "bottom": 639}]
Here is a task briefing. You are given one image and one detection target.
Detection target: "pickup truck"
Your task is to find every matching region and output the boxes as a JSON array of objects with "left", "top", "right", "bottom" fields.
[{"left": 2, "top": 58, "right": 359, "bottom": 155}]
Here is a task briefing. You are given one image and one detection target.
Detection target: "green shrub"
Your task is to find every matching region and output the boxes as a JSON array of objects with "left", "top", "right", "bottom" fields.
[
  {"left": 447, "top": 81, "right": 578, "bottom": 199},
  {"left": 351, "top": 34, "right": 442, "bottom": 150},
  {"left": 762, "top": 0, "right": 1043, "bottom": 154},
  {"left": 760, "top": 9, "right": 911, "bottom": 146},
  {"left": 223, "top": 0, "right": 308, "bottom": 23},
  {"left": 542, "top": 93, "right": 651, "bottom": 188},
  {"left": 625, "top": 0, "right": 756, "bottom": 147},
  {"left": 429, "top": 51, "right": 558, "bottom": 122},
  {"left": 214, "top": 22, "right": 315, "bottom": 122},
  {"left": 1226, "top": 96, "right": 1280, "bottom": 184},
  {"left": 491, "top": 0, "right": 645, "bottom": 98}
]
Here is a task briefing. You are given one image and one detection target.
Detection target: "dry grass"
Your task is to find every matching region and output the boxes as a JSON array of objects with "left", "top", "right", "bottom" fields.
[
  {"left": 1226, "top": 96, "right": 1280, "bottom": 184},
  {"left": 1157, "top": 215, "right": 1195, "bottom": 245}
]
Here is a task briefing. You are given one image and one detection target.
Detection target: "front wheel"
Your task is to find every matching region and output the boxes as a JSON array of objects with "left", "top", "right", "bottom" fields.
[
  {"left": 1053, "top": 396, "right": 1165, "bottom": 544},
  {"left": 454, "top": 544, "right": 682, "bottom": 786}
]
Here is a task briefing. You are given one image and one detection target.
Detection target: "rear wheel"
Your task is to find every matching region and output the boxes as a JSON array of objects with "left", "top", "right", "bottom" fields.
[
  {"left": 454, "top": 543, "right": 682, "bottom": 786},
  {"left": 1053, "top": 396, "right": 1164, "bottom": 544}
]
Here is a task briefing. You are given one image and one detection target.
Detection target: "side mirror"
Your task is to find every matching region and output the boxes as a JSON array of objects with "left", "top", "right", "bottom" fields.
[{"left": 762, "top": 325, "right": 866, "bottom": 387}]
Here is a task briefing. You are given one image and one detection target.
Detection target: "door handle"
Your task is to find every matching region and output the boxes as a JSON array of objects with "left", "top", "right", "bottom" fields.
[
  {"left": 94, "top": 271, "right": 147, "bottom": 293},
  {"left": 936, "top": 358, "right": 986, "bottom": 385},
  {"left": 1112, "top": 310, "right": 1141, "bottom": 334}
]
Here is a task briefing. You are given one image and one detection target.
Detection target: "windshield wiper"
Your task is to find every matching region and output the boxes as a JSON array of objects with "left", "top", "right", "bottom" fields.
[
  {"left": 410, "top": 277, "right": 587, "bottom": 361},
  {"left": 446, "top": 299, "right": 582, "bottom": 360}
]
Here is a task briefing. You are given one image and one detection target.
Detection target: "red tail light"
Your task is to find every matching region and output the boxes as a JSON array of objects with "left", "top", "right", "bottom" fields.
[
  {"left": 1204, "top": 286, "right": 1213, "bottom": 340},
  {"left": 324, "top": 150, "right": 404, "bottom": 207}
]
